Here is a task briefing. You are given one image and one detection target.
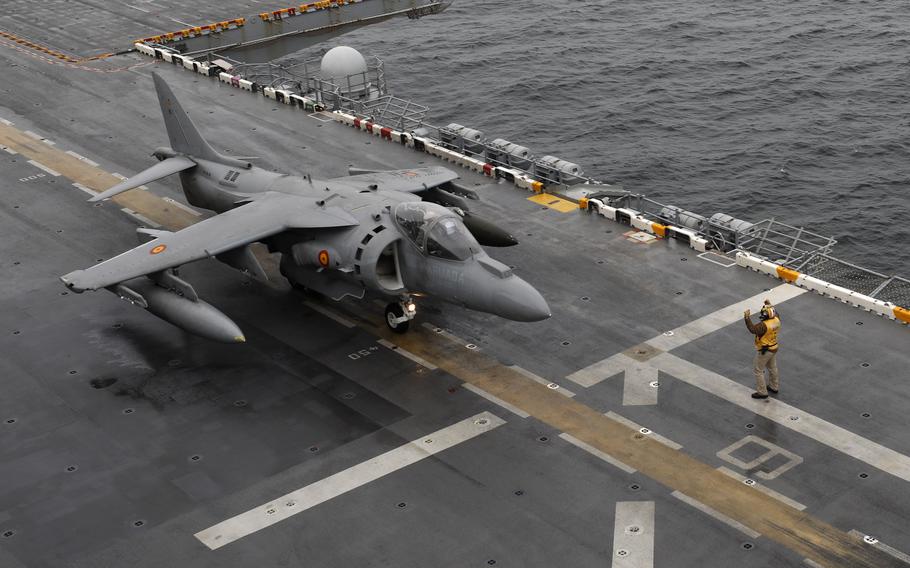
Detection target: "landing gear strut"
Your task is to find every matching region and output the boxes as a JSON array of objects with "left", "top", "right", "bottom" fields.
[{"left": 385, "top": 297, "right": 416, "bottom": 333}]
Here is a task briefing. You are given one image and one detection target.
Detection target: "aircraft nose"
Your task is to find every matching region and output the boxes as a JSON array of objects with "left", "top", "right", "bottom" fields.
[{"left": 493, "top": 277, "right": 551, "bottom": 322}]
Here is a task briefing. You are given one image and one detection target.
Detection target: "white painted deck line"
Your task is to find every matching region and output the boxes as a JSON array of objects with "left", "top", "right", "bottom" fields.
[
  {"left": 623, "top": 362, "right": 658, "bottom": 406},
  {"left": 0, "top": 118, "right": 13, "bottom": 126},
  {"left": 716, "top": 466, "right": 806, "bottom": 511},
  {"left": 162, "top": 196, "right": 202, "bottom": 216},
  {"left": 120, "top": 208, "right": 160, "bottom": 228},
  {"left": 566, "top": 352, "right": 631, "bottom": 388},
  {"left": 510, "top": 365, "right": 575, "bottom": 397},
  {"left": 697, "top": 251, "right": 737, "bottom": 268},
  {"left": 22, "top": 130, "right": 54, "bottom": 145},
  {"left": 566, "top": 284, "right": 805, "bottom": 387},
  {"left": 647, "top": 284, "right": 805, "bottom": 352},
  {"left": 26, "top": 160, "right": 60, "bottom": 177},
  {"left": 302, "top": 300, "right": 355, "bottom": 328},
  {"left": 559, "top": 433, "right": 635, "bottom": 474},
  {"left": 611, "top": 501, "right": 655, "bottom": 568},
  {"left": 195, "top": 412, "right": 506, "bottom": 550},
  {"left": 377, "top": 339, "right": 438, "bottom": 370},
  {"left": 72, "top": 183, "right": 96, "bottom": 197},
  {"left": 606, "top": 411, "right": 682, "bottom": 450},
  {"left": 671, "top": 490, "right": 761, "bottom": 539},
  {"left": 2, "top": 146, "right": 17, "bottom": 155},
  {"left": 64, "top": 150, "right": 99, "bottom": 167},
  {"left": 848, "top": 529, "right": 910, "bottom": 563},
  {"left": 656, "top": 352, "right": 910, "bottom": 483},
  {"left": 421, "top": 322, "right": 470, "bottom": 346},
  {"left": 462, "top": 383, "right": 530, "bottom": 419}
]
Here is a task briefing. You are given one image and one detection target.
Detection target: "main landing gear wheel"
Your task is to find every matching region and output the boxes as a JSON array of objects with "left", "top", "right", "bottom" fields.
[{"left": 385, "top": 303, "right": 410, "bottom": 334}]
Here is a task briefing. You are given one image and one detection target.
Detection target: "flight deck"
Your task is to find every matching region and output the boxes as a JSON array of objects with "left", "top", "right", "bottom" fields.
[{"left": 1, "top": 6, "right": 909, "bottom": 568}]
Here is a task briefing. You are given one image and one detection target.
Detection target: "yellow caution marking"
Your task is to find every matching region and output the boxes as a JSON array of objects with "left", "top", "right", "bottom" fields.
[
  {"left": 138, "top": 17, "right": 246, "bottom": 44},
  {"left": 0, "top": 30, "right": 112, "bottom": 63},
  {"left": 894, "top": 306, "right": 910, "bottom": 324},
  {"left": 527, "top": 193, "right": 578, "bottom": 213},
  {"left": 370, "top": 324, "right": 900, "bottom": 568},
  {"left": 776, "top": 266, "right": 801, "bottom": 283}
]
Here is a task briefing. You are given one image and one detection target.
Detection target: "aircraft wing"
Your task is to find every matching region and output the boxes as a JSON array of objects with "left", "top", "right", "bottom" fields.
[
  {"left": 333, "top": 166, "right": 459, "bottom": 193},
  {"left": 60, "top": 192, "right": 358, "bottom": 292}
]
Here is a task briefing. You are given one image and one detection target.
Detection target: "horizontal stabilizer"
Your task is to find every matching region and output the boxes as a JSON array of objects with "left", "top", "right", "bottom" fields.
[{"left": 89, "top": 156, "right": 196, "bottom": 202}]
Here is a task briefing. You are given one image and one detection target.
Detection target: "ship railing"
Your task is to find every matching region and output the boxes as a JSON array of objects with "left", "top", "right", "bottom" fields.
[
  {"left": 732, "top": 218, "right": 837, "bottom": 268},
  {"left": 604, "top": 194, "right": 837, "bottom": 264},
  {"left": 205, "top": 57, "right": 601, "bottom": 187},
  {"left": 204, "top": 52, "right": 389, "bottom": 93},
  {"left": 359, "top": 96, "right": 427, "bottom": 132},
  {"left": 413, "top": 125, "right": 616, "bottom": 189},
  {"left": 598, "top": 193, "right": 910, "bottom": 304},
  {"left": 182, "top": 49, "right": 909, "bottom": 295},
  {"left": 206, "top": 53, "right": 425, "bottom": 129},
  {"left": 796, "top": 255, "right": 910, "bottom": 306}
]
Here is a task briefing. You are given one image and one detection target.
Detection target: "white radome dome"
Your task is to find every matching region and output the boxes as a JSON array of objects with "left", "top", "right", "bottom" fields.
[{"left": 320, "top": 46, "right": 367, "bottom": 81}]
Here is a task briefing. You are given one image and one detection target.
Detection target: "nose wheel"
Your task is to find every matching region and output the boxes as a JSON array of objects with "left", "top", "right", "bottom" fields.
[{"left": 385, "top": 298, "right": 416, "bottom": 334}]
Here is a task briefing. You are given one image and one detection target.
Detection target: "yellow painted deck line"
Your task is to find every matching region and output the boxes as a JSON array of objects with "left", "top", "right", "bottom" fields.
[
  {"left": 2, "top": 121, "right": 903, "bottom": 567},
  {"left": 0, "top": 30, "right": 113, "bottom": 63},
  {"left": 0, "top": 124, "right": 199, "bottom": 231},
  {"left": 527, "top": 193, "right": 578, "bottom": 213},
  {"left": 372, "top": 324, "right": 904, "bottom": 568}
]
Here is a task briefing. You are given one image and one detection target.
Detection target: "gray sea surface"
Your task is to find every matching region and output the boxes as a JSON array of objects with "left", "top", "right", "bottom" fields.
[{"left": 296, "top": 0, "right": 909, "bottom": 274}]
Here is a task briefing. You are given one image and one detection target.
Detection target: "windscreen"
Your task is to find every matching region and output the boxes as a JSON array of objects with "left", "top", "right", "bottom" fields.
[
  {"left": 394, "top": 202, "right": 479, "bottom": 261},
  {"left": 425, "top": 216, "right": 478, "bottom": 261}
]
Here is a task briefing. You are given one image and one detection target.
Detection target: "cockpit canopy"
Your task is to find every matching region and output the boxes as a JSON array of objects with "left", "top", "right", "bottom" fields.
[{"left": 393, "top": 202, "right": 481, "bottom": 261}]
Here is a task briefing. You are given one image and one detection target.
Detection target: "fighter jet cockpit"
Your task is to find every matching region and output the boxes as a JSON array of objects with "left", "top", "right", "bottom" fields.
[{"left": 393, "top": 202, "right": 481, "bottom": 261}]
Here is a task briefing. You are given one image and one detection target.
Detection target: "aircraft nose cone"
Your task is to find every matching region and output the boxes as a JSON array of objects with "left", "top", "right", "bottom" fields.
[{"left": 494, "top": 277, "right": 551, "bottom": 322}]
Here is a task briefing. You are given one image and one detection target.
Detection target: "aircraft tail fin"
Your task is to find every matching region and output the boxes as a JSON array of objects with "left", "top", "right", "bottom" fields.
[{"left": 153, "top": 73, "right": 241, "bottom": 166}]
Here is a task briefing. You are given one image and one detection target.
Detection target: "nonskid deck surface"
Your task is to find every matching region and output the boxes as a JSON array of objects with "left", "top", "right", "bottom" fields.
[
  {"left": 0, "top": 0, "right": 295, "bottom": 59},
  {"left": 0, "top": 43, "right": 909, "bottom": 568}
]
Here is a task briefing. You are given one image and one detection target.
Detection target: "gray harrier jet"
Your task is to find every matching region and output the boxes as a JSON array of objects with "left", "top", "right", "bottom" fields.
[{"left": 59, "top": 74, "right": 550, "bottom": 342}]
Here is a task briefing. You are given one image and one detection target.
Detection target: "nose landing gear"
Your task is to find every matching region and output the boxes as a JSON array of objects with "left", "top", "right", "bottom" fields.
[{"left": 385, "top": 297, "right": 416, "bottom": 333}]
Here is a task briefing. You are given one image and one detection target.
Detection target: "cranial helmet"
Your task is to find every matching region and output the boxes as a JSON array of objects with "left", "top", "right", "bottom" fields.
[{"left": 760, "top": 303, "right": 776, "bottom": 320}]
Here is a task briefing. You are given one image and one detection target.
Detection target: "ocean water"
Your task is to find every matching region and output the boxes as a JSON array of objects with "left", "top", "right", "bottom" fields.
[{"left": 301, "top": 1, "right": 910, "bottom": 274}]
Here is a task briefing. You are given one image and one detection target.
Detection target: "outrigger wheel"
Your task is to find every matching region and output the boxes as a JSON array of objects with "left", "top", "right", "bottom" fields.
[{"left": 385, "top": 298, "right": 416, "bottom": 333}]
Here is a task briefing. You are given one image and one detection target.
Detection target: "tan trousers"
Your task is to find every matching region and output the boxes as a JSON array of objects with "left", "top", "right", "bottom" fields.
[{"left": 753, "top": 350, "right": 780, "bottom": 395}]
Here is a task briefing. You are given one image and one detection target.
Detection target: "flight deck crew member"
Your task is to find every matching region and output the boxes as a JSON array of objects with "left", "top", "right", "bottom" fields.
[{"left": 744, "top": 300, "right": 781, "bottom": 399}]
